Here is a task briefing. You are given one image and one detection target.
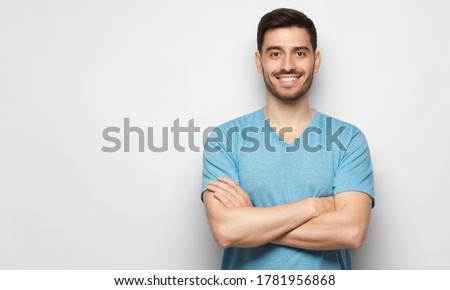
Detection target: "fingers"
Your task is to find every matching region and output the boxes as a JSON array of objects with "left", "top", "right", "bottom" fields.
[
  {"left": 210, "top": 178, "right": 240, "bottom": 197},
  {"left": 207, "top": 182, "right": 243, "bottom": 208},
  {"left": 218, "top": 176, "right": 253, "bottom": 206},
  {"left": 206, "top": 176, "right": 252, "bottom": 208},
  {"left": 207, "top": 183, "right": 238, "bottom": 208},
  {"left": 212, "top": 187, "right": 237, "bottom": 208},
  {"left": 219, "top": 176, "right": 245, "bottom": 195}
]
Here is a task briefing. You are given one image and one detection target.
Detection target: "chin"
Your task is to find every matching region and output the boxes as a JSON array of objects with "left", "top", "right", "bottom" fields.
[
  {"left": 273, "top": 89, "right": 306, "bottom": 102},
  {"left": 276, "top": 95, "right": 304, "bottom": 102}
]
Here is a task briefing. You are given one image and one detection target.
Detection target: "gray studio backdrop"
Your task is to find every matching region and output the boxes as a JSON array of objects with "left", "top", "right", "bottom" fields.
[{"left": 1, "top": 0, "right": 449, "bottom": 269}]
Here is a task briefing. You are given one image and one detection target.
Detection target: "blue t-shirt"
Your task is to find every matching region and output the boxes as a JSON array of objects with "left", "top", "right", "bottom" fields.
[{"left": 202, "top": 108, "right": 375, "bottom": 270}]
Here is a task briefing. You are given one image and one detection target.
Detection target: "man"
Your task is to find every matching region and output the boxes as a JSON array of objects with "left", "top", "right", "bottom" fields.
[{"left": 201, "top": 8, "right": 374, "bottom": 270}]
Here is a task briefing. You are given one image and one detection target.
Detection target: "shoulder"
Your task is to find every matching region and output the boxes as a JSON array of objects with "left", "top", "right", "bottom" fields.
[
  {"left": 215, "top": 109, "right": 263, "bottom": 133},
  {"left": 204, "top": 108, "right": 263, "bottom": 152},
  {"left": 315, "top": 111, "right": 369, "bottom": 145}
]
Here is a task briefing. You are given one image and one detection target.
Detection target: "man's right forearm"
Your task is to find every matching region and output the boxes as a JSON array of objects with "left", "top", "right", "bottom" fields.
[{"left": 203, "top": 190, "right": 321, "bottom": 248}]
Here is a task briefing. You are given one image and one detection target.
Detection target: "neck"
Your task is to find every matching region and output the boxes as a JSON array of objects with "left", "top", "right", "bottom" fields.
[{"left": 263, "top": 92, "right": 314, "bottom": 129}]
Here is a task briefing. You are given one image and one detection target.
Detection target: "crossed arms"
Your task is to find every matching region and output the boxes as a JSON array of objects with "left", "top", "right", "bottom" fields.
[{"left": 203, "top": 176, "right": 372, "bottom": 250}]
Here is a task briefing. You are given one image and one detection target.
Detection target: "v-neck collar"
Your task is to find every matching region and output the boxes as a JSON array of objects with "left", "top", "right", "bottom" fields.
[{"left": 257, "top": 107, "right": 320, "bottom": 147}]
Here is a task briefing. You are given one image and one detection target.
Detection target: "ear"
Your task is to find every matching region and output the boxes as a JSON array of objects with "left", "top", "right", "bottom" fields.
[
  {"left": 255, "top": 51, "right": 263, "bottom": 74},
  {"left": 313, "top": 51, "right": 321, "bottom": 73}
]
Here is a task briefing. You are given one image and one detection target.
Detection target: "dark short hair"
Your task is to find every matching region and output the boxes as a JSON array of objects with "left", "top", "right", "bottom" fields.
[{"left": 257, "top": 8, "right": 317, "bottom": 53}]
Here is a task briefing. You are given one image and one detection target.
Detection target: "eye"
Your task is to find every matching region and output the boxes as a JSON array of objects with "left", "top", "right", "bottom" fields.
[
  {"left": 296, "top": 51, "right": 306, "bottom": 57},
  {"left": 270, "top": 52, "right": 281, "bottom": 58}
]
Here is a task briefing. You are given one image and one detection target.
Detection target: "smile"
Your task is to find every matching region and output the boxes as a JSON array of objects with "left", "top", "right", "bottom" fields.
[{"left": 275, "top": 76, "right": 301, "bottom": 87}]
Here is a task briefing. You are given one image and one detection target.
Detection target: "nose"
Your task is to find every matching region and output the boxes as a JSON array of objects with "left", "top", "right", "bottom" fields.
[{"left": 280, "top": 54, "right": 296, "bottom": 72}]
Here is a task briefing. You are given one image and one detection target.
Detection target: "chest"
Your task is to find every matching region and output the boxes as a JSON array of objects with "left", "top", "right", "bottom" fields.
[{"left": 238, "top": 149, "right": 337, "bottom": 206}]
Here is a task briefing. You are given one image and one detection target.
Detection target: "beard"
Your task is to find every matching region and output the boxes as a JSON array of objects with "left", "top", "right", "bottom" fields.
[{"left": 262, "top": 66, "right": 314, "bottom": 102}]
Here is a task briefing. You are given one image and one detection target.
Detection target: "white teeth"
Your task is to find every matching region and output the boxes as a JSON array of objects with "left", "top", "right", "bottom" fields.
[{"left": 280, "top": 77, "right": 297, "bottom": 81}]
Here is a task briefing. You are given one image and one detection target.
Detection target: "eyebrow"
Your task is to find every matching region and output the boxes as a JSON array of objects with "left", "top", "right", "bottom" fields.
[{"left": 265, "top": 46, "right": 310, "bottom": 53}]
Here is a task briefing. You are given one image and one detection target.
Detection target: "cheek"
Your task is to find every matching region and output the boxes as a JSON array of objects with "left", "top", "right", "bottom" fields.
[
  {"left": 264, "top": 70, "right": 275, "bottom": 81},
  {"left": 296, "top": 57, "right": 314, "bottom": 69},
  {"left": 261, "top": 60, "right": 280, "bottom": 73},
  {"left": 308, "top": 59, "right": 317, "bottom": 72}
]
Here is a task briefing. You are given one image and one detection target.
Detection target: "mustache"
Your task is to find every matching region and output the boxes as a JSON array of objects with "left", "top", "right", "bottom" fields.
[{"left": 272, "top": 69, "right": 303, "bottom": 77}]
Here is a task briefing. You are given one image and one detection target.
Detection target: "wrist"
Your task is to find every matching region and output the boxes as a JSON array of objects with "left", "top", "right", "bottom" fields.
[
  {"left": 308, "top": 198, "right": 320, "bottom": 218},
  {"left": 296, "top": 198, "right": 320, "bottom": 219}
]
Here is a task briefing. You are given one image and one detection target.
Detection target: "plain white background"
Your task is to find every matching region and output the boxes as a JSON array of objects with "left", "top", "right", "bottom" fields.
[{"left": 1, "top": 0, "right": 449, "bottom": 269}]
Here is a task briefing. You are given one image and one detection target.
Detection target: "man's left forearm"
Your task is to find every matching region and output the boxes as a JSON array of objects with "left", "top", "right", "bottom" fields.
[{"left": 273, "top": 191, "right": 372, "bottom": 250}]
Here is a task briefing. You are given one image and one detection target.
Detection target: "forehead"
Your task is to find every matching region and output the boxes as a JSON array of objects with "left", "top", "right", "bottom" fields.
[{"left": 262, "top": 27, "right": 312, "bottom": 51}]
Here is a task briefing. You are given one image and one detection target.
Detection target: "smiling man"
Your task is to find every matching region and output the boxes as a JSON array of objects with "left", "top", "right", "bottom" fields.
[{"left": 201, "top": 8, "right": 374, "bottom": 270}]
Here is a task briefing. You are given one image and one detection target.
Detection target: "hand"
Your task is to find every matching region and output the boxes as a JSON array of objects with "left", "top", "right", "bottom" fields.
[{"left": 207, "top": 176, "right": 253, "bottom": 208}]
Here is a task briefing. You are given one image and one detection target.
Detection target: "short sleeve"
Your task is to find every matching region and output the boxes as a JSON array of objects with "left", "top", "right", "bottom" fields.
[
  {"left": 201, "top": 128, "right": 239, "bottom": 202},
  {"left": 333, "top": 129, "right": 375, "bottom": 207}
]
